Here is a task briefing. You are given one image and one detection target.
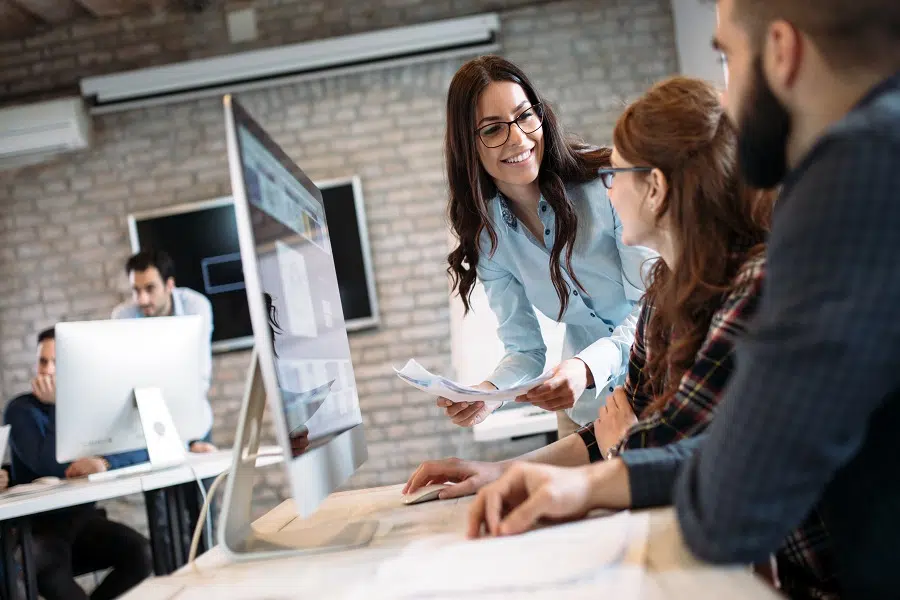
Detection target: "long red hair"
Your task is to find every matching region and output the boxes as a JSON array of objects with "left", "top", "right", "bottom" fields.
[{"left": 613, "top": 77, "right": 774, "bottom": 415}]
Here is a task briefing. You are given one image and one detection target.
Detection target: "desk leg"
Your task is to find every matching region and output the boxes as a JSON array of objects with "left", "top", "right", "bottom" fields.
[
  {"left": 17, "top": 521, "right": 36, "bottom": 600},
  {"left": 143, "top": 489, "right": 175, "bottom": 576},
  {"left": 0, "top": 520, "right": 17, "bottom": 600},
  {"left": 170, "top": 481, "right": 211, "bottom": 566},
  {"left": 167, "top": 485, "right": 187, "bottom": 568},
  {"left": 144, "top": 483, "right": 212, "bottom": 576}
]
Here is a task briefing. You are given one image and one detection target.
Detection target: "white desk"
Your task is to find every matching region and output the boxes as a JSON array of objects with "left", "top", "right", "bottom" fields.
[
  {"left": 0, "top": 449, "right": 280, "bottom": 520},
  {"left": 473, "top": 405, "right": 559, "bottom": 443},
  {"left": 122, "top": 485, "right": 783, "bottom": 600},
  {"left": 0, "top": 448, "right": 281, "bottom": 600}
]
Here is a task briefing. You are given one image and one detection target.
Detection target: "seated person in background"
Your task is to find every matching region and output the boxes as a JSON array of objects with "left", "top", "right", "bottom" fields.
[
  {"left": 3, "top": 327, "right": 152, "bottom": 600},
  {"left": 112, "top": 249, "right": 216, "bottom": 453},
  {"left": 0, "top": 466, "right": 7, "bottom": 491},
  {"left": 406, "top": 77, "right": 835, "bottom": 597}
]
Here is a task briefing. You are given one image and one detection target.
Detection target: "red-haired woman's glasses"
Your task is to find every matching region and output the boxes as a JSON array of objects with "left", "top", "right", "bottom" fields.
[
  {"left": 476, "top": 103, "right": 544, "bottom": 148},
  {"left": 597, "top": 167, "right": 652, "bottom": 190}
]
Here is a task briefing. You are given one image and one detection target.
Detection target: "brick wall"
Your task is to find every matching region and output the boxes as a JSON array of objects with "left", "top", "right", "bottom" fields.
[{"left": 0, "top": 0, "right": 678, "bottom": 533}]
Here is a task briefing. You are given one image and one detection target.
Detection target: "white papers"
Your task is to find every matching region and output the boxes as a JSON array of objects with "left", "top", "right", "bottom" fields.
[
  {"left": 394, "top": 359, "right": 552, "bottom": 406},
  {"left": 360, "top": 511, "right": 643, "bottom": 599}
]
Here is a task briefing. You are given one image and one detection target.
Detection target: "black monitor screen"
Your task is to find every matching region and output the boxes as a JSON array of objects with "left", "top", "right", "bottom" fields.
[{"left": 129, "top": 181, "right": 378, "bottom": 352}]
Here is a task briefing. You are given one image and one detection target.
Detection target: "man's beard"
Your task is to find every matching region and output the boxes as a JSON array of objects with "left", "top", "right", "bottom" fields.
[
  {"left": 142, "top": 305, "right": 164, "bottom": 317},
  {"left": 737, "top": 57, "right": 792, "bottom": 189}
]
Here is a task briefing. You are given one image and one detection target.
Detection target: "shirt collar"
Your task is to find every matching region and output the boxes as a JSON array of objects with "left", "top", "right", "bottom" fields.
[
  {"left": 497, "top": 193, "right": 519, "bottom": 231},
  {"left": 170, "top": 288, "right": 184, "bottom": 316},
  {"left": 852, "top": 69, "right": 900, "bottom": 112},
  {"left": 495, "top": 192, "right": 553, "bottom": 232}
]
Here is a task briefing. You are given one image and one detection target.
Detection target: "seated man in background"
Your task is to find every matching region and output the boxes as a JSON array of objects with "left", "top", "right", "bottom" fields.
[
  {"left": 112, "top": 249, "right": 216, "bottom": 452},
  {"left": 4, "top": 327, "right": 152, "bottom": 600}
]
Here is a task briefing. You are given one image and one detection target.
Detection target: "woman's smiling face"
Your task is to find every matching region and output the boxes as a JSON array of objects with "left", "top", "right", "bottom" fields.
[{"left": 474, "top": 81, "right": 545, "bottom": 189}]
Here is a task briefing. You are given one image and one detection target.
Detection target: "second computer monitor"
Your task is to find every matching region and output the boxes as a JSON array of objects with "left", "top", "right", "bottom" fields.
[
  {"left": 224, "top": 95, "right": 366, "bottom": 517},
  {"left": 55, "top": 316, "right": 210, "bottom": 463}
]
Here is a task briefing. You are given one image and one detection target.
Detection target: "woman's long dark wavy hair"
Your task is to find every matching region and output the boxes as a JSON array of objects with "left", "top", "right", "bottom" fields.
[
  {"left": 613, "top": 76, "right": 775, "bottom": 416},
  {"left": 446, "top": 55, "right": 610, "bottom": 320}
]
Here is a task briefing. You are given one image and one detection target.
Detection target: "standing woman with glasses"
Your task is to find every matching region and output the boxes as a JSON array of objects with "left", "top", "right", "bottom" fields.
[{"left": 441, "top": 55, "right": 656, "bottom": 437}]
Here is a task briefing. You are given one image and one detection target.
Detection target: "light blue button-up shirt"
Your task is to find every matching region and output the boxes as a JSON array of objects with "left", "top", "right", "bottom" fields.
[
  {"left": 111, "top": 286, "right": 214, "bottom": 437},
  {"left": 478, "top": 179, "right": 657, "bottom": 425}
]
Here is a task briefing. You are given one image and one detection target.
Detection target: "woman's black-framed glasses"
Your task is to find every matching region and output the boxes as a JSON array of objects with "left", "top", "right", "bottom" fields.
[
  {"left": 597, "top": 167, "right": 653, "bottom": 190},
  {"left": 476, "top": 103, "right": 544, "bottom": 148}
]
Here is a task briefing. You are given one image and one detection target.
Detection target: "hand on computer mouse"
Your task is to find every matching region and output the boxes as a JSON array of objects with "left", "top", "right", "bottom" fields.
[
  {"left": 65, "top": 457, "right": 108, "bottom": 478},
  {"left": 189, "top": 441, "right": 217, "bottom": 453}
]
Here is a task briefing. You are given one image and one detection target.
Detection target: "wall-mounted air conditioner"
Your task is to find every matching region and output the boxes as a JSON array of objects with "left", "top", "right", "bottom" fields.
[
  {"left": 0, "top": 97, "right": 92, "bottom": 170},
  {"left": 81, "top": 13, "right": 501, "bottom": 114}
]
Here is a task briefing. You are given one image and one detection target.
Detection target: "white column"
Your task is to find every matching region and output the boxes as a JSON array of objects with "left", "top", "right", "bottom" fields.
[{"left": 670, "top": 0, "right": 726, "bottom": 88}]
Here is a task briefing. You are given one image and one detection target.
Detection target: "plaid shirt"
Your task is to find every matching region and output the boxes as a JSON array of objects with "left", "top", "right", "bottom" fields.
[
  {"left": 616, "top": 254, "right": 766, "bottom": 453},
  {"left": 579, "top": 253, "right": 766, "bottom": 453},
  {"left": 580, "top": 252, "right": 839, "bottom": 599}
]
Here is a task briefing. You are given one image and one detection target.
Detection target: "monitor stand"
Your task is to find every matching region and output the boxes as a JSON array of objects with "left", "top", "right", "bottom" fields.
[
  {"left": 134, "top": 387, "right": 188, "bottom": 469},
  {"left": 218, "top": 349, "right": 377, "bottom": 562}
]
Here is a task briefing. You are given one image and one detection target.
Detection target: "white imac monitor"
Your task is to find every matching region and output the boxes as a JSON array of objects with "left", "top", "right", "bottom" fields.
[
  {"left": 0, "top": 424, "right": 9, "bottom": 467},
  {"left": 219, "top": 95, "right": 370, "bottom": 558},
  {"left": 55, "top": 316, "right": 210, "bottom": 463}
]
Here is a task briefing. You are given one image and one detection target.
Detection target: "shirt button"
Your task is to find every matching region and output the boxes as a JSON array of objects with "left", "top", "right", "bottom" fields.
[
  {"left": 609, "top": 387, "right": 614, "bottom": 393},
  {"left": 609, "top": 327, "right": 614, "bottom": 332},
  {"left": 544, "top": 228, "right": 551, "bottom": 236},
  {"left": 573, "top": 290, "right": 579, "bottom": 296},
  {"left": 590, "top": 312, "right": 595, "bottom": 317},
  {"left": 541, "top": 205, "right": 547, "bottom": 212}
]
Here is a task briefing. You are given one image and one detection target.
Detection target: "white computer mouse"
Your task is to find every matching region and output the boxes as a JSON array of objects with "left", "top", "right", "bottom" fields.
[
  {"left": 33, "top": 476, "right": 61, "bottom": 485},
  {"left": 401, "top": 483, "right": 451, "bottom": 505}
]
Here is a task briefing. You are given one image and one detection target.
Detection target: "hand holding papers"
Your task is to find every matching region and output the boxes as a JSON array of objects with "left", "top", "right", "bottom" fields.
[{"left": 394, "top": 359, "right": 552, "bottom": 407}]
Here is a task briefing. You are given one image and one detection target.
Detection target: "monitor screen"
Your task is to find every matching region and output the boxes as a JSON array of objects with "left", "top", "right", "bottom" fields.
[
  {"left": 129, "top": 200, "right": 251, "bottom": 350},
  {"left": 231, "top": 99, "right": 363, "bottom": 450},
  {"left": 128, "top": 179, "right": 379, "bottom": 353}
]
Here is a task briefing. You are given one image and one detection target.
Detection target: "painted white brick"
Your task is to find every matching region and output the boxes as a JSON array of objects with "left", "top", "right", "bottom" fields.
[{"left": 0, "top": 0, "right": 677, "bottom": 531}]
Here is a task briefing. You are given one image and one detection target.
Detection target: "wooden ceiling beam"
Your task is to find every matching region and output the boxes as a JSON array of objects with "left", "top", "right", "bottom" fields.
[
  {"left": 8, "top": 0, "right": 86, "bottom": 24},
  {"left": 73, "top": 0, "right": 134, "bottom": 18},
  {"left": 0, "top": 0, "right": 40, "bottom": 39}
]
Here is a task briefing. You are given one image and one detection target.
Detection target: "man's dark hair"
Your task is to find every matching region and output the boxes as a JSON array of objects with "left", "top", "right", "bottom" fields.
[
  {"left": 125, "top": 249, "right": 176, "bottom": 281},
  {"left": 37, "top": 327, "right": 55, "bottom": 345},
  {"left": 730, "top": 0, "right": 900, "bottom": 72}
]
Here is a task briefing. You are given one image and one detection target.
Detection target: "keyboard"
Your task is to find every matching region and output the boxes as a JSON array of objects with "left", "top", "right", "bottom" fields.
[
  {"left": 0, "top": 480, "right": 65, "bottom": 499},
  {"left": 87, "top": 461, "right": 154, "bottom": 482}
]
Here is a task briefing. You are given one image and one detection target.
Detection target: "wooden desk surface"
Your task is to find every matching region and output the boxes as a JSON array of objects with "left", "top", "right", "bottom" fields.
[{"left": 122, "top": 484, "right": 784, "bottom": 599}]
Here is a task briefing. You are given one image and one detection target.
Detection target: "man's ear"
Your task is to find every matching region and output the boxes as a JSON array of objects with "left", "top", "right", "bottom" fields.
[{"left": 763, "top": 20, "right": 804, "bottom": 97}]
